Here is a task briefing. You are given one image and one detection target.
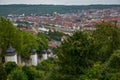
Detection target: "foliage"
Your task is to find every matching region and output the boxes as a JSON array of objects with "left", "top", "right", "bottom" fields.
[
  {"left": 79, "top": 63, "right": 103, "bottom": 80},
  {"left": 36, "top": 58, "right": 58, "bottom": 80},
  {"left": 108, "top": 50, "right": 120, "bottom": 69},
  {"left": 20, "top": 32, "right": 38, "bottom": 58},
  {"left": 5, "top": 62, "right": 18, "bottom": 75},
  {"left": 55, "top": 22, "right": 120, "bottom": 79},
  {"left": 0, "top": 18, "right": 120, "bottom": 80},
  {"left": 0, "top": 17, "right": 22, "bottom": 56},
  {"left": 8, "top": 68, "right": 28, "bottom": 80},
  {"left": 57, "top": 31, "right": 97, "bottom": 79},
  {"left": 37, "top": 33, "right": 48, "bottom": 53},
  {"left": 0, "top": 17, "right": 48, "bottom": 59},
  {"left": 22, "top": 66, "right": 42, "bottom": 80},
  {"left": 0, "top": 5, "right": 120, "bottom": 16},
  {"left": 44, "top": 30, "right": 67, "bottom": 41},
  {"left": 0, "top": 63, "right": 7, "bottom": 80},
  {"left": 92, "top": 22, "right": 120, "bottom": 62},
  {"left": 102, "top": 50, "right": 120, "bottom": 80}
]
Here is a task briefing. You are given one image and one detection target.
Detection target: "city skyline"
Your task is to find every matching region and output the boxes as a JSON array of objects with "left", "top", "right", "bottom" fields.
[{"left": 0, "top": 0, "right": 120, "bottom": 5}]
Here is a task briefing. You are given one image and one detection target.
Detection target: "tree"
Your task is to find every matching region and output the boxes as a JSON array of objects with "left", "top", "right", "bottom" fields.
[
  {"left": 45, "top": 30, "right": 68, "bottom": 41},
  {"left": 79, "top": 63, "right": 103, "bottom": 80},
  {"left": 8, "top": 68, "right": 28, "bottom": 80},
  {"left": 5, "top": 62, "right": 18, "bottom": 75},
  {"left": 0, "top": 17, "right": 49, "bottom": 60},
  {"left": 0, "top": 17, "right": 22, "bottom": 56},
  {"left": 92, "top": 22, "right": 120, "bottom": 62},
  {"left": 56, "top": 31, "right": 96, "bottom": 79},
  {"left": 20, "top": 32, "right": 38, "bottom": 59},
  {"left": 55, "top": 22, "right": 120, "bottom": 79},
  {"left": 102, "top": 50, "right": 120, "bottom": 80},
  {"left": 0, "top": 63, "right": 7, "bottom": 80},
  {"left": 22, "top": 66, "right": 42, "bottom": 80},
  {"left": 37, "top": 33, "right": 48, "bottom": 53},
  {"left": 36, "top": 58, "right": 58, "bottom": 80}
]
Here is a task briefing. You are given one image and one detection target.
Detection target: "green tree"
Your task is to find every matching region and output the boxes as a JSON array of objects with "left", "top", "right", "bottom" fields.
[
  {"left": 0, "top": 17, "right": 49, "bottom": 60},
  {"left": 37, "top": 33, "right": 48, "bottom": 53},
  {"left": 79, "top": 63, "right": 103, "bottom": 80},
  {"left": 93, "top": 22, "right": 120, "bottom": 62},
  {"left": 8, "top": 68, "right": 28, "bottom": 80},
  {"left": 0, "top": 17, "right": 22, "bottom": 56},
  {"left": 102, "top": 50, "right": 120, "bottom": 80},
  {"left": 20, "top": 32, "right": 38, "bottom": 59},
  {"left": 0, "top": 63, "right": 7, "bottom": 80},
  {"left": 45, "top": 30, "right": 68, "bottom": 41},
  {"left": 22, "top": 66, "right": 42, "bottom": 80},
  {"left": 5, "top": 62, "right": 17, "bottom": 75},
  {"left": 57, "top": 31, "right": 96, "bottom": 79},
  {"left": 36, "top": 58, "right": 58, "bottom": 80}
]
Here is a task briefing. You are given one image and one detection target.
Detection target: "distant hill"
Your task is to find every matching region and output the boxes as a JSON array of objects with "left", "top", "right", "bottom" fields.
[{"left": 0, "top": 4, "right": 120, "bottom": 16}]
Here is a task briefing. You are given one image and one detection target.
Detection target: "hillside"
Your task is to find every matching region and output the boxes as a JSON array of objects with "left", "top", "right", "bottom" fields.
[{"left": 0, "top": 4, "right": 120, "bottom": 16}]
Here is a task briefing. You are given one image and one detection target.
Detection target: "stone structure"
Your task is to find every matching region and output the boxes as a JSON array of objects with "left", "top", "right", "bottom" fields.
[
  {"left": 4, "top": 45, "right": 53, "bottom": 66},
  {"left": 47, "top": 49, "right": 52, "bottom": 57},
  {"left": 5, "top": 46, "right": 17, "bottom": 64},
  {"left": 42, "top": 50, "right": 48, "bottom": 60},
  {"left": 30, "top": 49, "right": 38, "bottom": 66}
]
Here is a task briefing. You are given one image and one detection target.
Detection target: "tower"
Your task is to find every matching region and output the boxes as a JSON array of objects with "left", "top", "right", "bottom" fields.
[
  {"left": 42, "top": 50, "right": 48, "bottom": 60},
  {"left": 30, "top": 49, "right": 38, "bottom": 66},
  {"left": 47, "top": 49, "right": 52, "bottom": 57},
  {"left": 5, "top": 46, "right": 17, "bottom": 64}
]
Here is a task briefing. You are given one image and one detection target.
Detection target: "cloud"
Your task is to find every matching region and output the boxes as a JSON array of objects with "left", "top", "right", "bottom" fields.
[{"left": 0, "top": 0, "right": 120, "bottom": 5}]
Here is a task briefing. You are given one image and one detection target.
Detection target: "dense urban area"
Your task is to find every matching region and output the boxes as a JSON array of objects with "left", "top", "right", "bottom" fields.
[
  {"left": 7, "top": 6, "right": 120, "bottom": 34},
  {"left": 0, "top": 5, "right": 120, "bottom": 80}
]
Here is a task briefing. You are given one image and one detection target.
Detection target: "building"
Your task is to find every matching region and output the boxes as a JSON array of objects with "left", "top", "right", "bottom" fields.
[
  {"left": 30, "top": 49, "right": 38, "bottom": 66},
  {"left": 5, "top": 46, "right": 17, "bottom": 64},
  {"left": 4, "top": 45, "right": 53, "bottom": 66}
]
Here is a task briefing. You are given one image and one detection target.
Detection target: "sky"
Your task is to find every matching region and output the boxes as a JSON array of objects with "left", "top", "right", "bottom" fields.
[{"left": 0, "top": 0, "right": 120, "bottom": 5}]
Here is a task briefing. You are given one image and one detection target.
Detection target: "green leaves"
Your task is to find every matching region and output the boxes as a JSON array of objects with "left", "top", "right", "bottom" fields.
[
  {"left": 0, "top": 17, "right": 21, "bottom": 55},
  {"left": 5, "top": 62, "right": 18, "bottom": 75},
  {"left": 0, "top": 17, "right": 48, "bottom": 59},
  {"left": 57, "top": 31, "right": 95, "bottom": 78},
  {"left": 22, "top": 66, "right": 42, "bottom": 80},
  {"left": 0, "top": 63, "right": 7, "bottom": 80},
  {"left": 20, "top": 32, "right": 38, "bottom": 58},
  {"left": 80, "top": 63, "right": 103, "bottom": 80},
  {"left": 93, "top": 22, "right": 120, "bottom": 62},
  {"left": 56, "top": 22, "right": 120, "bottom": 79},
  {"left": 37, "top": 33, "right": 48, "bottom": 52},
  {"left": 8, "top": 68, "right": 28, "bottom": 80}
]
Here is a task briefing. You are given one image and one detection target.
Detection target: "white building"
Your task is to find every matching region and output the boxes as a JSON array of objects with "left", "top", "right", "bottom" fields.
[
  {"left": 4, "top": 46, "right": 53, "bottom": 66},
  {"left": 30, "top": 49, "right": 38, "bottom": 66},
  {"left": 42, "top": 50, "right": 48, "bottom": 60},
  {"left": 47, "top": 49, "right": 53, "bottom": 57},
  {"left": 5, "top": 46, "right": 17, "bottom": 64}
]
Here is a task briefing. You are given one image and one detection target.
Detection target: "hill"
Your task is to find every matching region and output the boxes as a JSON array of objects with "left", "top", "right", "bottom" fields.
[{"left": 0, "top": 4, "right": 120, "bottom": 16}]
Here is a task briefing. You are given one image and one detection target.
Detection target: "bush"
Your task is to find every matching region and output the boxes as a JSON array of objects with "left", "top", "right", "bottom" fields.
[
  {"left": 5, "top": 62, "right": 17, "bottom": 75},
  {"left": 8, "top": 68, "right": 28, "bottom": 80},
  {"left": 0, "top": 63, "right": 7, "bottom": 80},
  {"left": 22, "top": 66, "right": 42, "bottom": 80}
]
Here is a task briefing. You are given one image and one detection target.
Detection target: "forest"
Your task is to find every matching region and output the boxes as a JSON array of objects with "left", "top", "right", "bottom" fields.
[
  {"left": 0, "top": 5, "right": 120, "bottom": 16},
  {"left": 0, "top": 17, "right": 120, "bottom": 80}
]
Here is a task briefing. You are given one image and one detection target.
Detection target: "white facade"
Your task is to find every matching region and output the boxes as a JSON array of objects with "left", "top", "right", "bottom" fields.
[
  {"left": 47, "top": 53, "right": 53, "bottom": 57},
  {"left": 42, "top": 53, "right": 48, "bottom": 60},
  {"left": 31, "top": 54, "right": 38, "bottom": 66},
  {"left": 5, "top": 54, "right": 17, "bottom": 64}
]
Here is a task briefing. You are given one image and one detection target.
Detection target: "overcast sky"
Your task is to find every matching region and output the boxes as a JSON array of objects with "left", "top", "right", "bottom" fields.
[{"left": 0, "top": 0, "right": 120, "bottom": 5}]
